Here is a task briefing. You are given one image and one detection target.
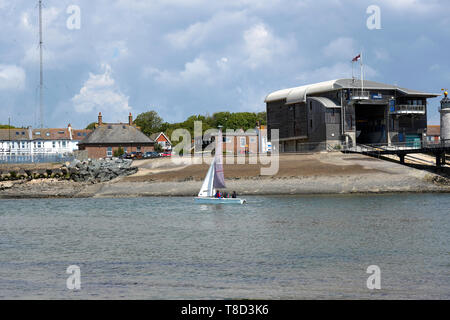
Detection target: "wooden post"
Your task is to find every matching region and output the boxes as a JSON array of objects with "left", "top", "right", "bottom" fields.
[{"left": 436, "top": 153, "right": 441, "bottom": 167}]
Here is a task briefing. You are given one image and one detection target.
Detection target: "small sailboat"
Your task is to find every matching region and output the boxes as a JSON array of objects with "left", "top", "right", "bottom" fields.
[{"left": 194, "top": 127, "right": 246, "bottom": 204}]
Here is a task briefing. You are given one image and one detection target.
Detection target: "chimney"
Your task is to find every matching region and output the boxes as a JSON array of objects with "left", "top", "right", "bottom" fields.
[
  {"left": 128, "top": 112, "right": 133, "bottom": 126},
  {"left": 98, "top": 112, "right": 103, "bottom": 126},
  {"left": 67, "top": 123, "right": 73, "bottom": 140}
]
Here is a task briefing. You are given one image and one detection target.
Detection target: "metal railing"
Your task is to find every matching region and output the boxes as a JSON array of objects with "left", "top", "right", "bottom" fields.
[
  {"left": 346, "top": 139, "right": 450, "bottom": 153},
  {"left": 0, "top": 147, "right": 73, "bottom": 155},
  {"left": 389, "top": 104, "right": 425, "bottom": 114},
  {"left": 281, "top": 141, "right": 349, "bottom": 153},
  {"left": 350, "top": 90, "right": 370, "bottom": 100},
  {"left": 0, "top": 153, "right": 75, "bottom": 164}
]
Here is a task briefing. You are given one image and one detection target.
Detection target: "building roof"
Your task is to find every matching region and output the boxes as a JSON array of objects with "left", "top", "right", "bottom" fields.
[
  {"left": 32, "top": 128, "right": 71, "bottom": 140},
  {"left": 308, "top": 97, "right": 340, "bottom": 108},
  {"left": 72, "top": 129, "right": 92, "bottom": 141},
  {"left": 0, "top": 128, "right": 31, "bottom": 141},
  {"left": 149, "top": 132, "right": 171, "bottom": 143},
  {"left": 265, "top": 79, "right": 440, "bottom": 104},
  {"left": 79, "top": 124, "right": 154, "bottom": 145},
  {"left": 427, "top": 125, "right": 440, "bottom": 136}
]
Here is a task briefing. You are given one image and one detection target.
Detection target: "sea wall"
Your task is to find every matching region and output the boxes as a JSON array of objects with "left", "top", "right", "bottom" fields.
[{"left": 0, "top": 158, "right": 137, "bottom": 183}]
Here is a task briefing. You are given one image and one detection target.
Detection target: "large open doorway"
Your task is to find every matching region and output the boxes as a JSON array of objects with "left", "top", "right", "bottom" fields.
[{"left": 355, "top": 104, "right": 387, "bottom": 144}]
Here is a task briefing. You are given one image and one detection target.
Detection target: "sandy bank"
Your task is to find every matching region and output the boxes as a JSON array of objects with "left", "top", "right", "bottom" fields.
[{"left": 1, "top": 153, "right": 449, "bottom": 199}]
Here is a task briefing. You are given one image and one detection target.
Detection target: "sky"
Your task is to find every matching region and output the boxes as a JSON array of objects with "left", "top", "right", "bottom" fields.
[{"left": 0, "top": 0, "right": 448, "bottom": 129}]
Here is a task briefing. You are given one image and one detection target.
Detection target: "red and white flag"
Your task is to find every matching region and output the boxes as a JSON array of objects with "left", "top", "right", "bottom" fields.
[{"left": 352, "top": 54, "right": 361, "bottom": 62}]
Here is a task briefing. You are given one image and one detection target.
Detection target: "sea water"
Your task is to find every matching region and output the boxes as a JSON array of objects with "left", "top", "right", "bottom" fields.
[{"left": 0, "top": 194, "right": 448, "bottom": 299}]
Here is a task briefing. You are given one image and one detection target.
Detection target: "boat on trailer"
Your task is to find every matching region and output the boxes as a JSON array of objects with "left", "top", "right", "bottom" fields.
[{"left": 194, "top": 127, "right": 246, "bottom": 205}]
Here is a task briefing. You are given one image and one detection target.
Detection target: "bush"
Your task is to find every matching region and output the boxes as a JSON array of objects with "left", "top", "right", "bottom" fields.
[
  {"left": 114, "top": 147, "right": 125, "bottom": 157},
  {"left": 154, "top": 143, "right": 163, "bottom": 153}
]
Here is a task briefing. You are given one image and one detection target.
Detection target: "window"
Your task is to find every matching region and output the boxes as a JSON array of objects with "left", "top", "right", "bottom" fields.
[
  {"left": 46, "top": 132, "right": 51, "bottom": 136},
  {"left": 124, "top": 147, "right": 128, "bottom": 153},
  {"left": 310, "top": 119, "right": 313, "bottom": 129},
  {"left": 35, "top": 131, "right": 40, "bottom": 135},
  {"left": 137, "top": 146, "right": 141, "bottom": 152},
  {"left": 37, "top": 141, "right": 42, "bottom": 148},
  {"left": 77, "top": 132, "right": 81, "bottom": 136},
  {"left": 62, "top": 141, "right": 67, "bottom": 147},
  {"left": 240, "top": 137, "right": 246, "bottom": 148},
  {"left": 107, "top": 147, "right": 112, "bottom": 157},
  {"left": 15, "top": 132, "right": 19, "bottom": 135},
  {"left": 52, "top": 141, "right": 56, "bottom": 148}
]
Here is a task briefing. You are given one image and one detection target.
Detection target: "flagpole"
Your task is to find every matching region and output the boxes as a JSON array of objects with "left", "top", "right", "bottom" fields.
[
  {"left": 360, "top": 50, "right": 364, "bottom": 96},
  {"left": 352, "top": 61, "right": 354, "bottom": 81}
]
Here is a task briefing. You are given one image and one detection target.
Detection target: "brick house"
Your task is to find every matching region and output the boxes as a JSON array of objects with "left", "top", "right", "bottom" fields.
[
  {"left": 150, "top": 132, "right": 172, "bottom": 152},
  {"left": 212, "top": 128, "right": 267, "bottom": 155},
  {"left": 78, "top": 113, "right": 155, "bottom": 158},
  {"left": 426, "top": 125, "right": 440, "bottom": 142}
]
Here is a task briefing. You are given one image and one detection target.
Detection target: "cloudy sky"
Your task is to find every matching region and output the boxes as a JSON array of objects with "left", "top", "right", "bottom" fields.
[{"left": 0, "top": 0, "right": 448, "bottom": 128}]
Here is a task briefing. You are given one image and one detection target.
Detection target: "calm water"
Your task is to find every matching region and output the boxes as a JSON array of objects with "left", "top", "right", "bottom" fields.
[{"left": 0, "top": 194, "right": 449, "bottom": 299}]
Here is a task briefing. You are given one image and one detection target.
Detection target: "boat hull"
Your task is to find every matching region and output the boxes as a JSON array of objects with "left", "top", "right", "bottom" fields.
[{"left": 194, "top": 197, "right": 246, "bottom": 204}]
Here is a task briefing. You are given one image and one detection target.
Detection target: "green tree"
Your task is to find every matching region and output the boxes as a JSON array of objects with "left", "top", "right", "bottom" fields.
[
  {"left": 85, "top": 122, "right": 97, "bottom": 130},
  {"left": 134, "top": 110, "right": 163, "bottom": 136},
  {"left": 0, "top": 124, "right": 17, "bottom": 129}
]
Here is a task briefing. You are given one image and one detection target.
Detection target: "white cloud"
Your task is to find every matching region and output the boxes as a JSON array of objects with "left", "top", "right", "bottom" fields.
[
  {"left": 323, "top": 37, "right": 357, "bottom": 60},
  {"left": 295, "top": 62, "right": 378, "bottom": 83},
  {"left": 216, "top": 57, "right": 229, "bottom": 71},
  {"left": 72, "top": 64, "right": 131, "bottom": 116},
  {"left": 374, "top": 49, "right": 391, "bottom": 61},
  {"left": 166, "top": 11, "right": 248, "bottom": 49},
  {"left": 0, "top": 64, "right": 26, "bottom": 90},
  {"left": 379, "top": 0, "right": 440, "bottom": 13},
  {"left": 96, "top": 40, "right": 129, "bottom": 61},
  {"left": 242, "top": 23, "right": 290, "bottom": 69},
  {"left": 147, "top": 57, "right": 212, "bottom": 85}
]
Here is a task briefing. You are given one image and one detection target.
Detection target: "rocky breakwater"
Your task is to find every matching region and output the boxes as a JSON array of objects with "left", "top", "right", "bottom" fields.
[{"left": 63, "top": 158, "right": 138, "bottom": 183}]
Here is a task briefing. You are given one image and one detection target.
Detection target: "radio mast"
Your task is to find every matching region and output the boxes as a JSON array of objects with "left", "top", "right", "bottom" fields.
[{"left": 38, "top": 0, "right": 44, "bottom": 128}]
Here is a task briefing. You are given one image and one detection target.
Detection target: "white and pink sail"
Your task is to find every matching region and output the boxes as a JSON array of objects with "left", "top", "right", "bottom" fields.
[{"left": 198, "top": 128, "right": 226, "bottom": 197}]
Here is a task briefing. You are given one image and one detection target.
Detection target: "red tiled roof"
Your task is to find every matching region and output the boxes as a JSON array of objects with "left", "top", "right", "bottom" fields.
[
  {"left": 32, "top": 128, "right": 71, "bottom": 140},
  {"left": 72, "top": 129, "right": 92, "bottom": 141}
]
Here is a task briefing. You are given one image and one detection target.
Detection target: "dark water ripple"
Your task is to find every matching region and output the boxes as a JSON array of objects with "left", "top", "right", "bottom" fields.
[{"left": 0, "top": 194, "right": 449, "bottom": 299}]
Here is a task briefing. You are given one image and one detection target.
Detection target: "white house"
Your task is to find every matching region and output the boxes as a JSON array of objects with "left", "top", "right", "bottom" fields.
[{"left": 0, "top": 125, "right": 92, "bottom": 156}]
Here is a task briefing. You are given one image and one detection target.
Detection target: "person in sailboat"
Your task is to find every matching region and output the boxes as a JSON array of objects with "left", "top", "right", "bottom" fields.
[
  {"left": 215, "top": 190, "right": 222, "bottom": 198},
  {"left": 232, "top": 191, "right": 237, "bottom": 198}
]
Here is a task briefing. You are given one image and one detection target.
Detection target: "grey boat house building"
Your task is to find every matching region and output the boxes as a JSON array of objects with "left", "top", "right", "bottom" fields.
[{"left": 264, "top": 79, "right": 440, "bottom": 152}]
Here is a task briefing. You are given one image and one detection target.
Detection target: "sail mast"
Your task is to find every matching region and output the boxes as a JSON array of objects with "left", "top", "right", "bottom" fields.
[{"left": 213, "top": 126, "right": 226, "bottom": 189}]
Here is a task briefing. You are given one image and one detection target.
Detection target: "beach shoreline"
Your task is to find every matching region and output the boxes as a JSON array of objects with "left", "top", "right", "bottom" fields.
[{"left": 1, "top": 153, "right": 449, "bottom": 199}]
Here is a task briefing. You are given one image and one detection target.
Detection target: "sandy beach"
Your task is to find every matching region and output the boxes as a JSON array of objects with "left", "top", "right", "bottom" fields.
[{"left": 1, "top": 152, "right": 449, "bottom": 199}]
